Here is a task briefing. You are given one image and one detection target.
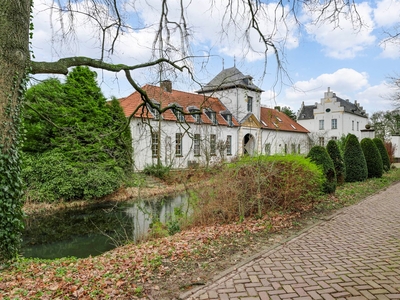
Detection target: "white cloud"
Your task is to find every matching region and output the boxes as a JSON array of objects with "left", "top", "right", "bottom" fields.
[
  {"left": 356, "top": 82, "right": 395, "bottom": 113},
  {"left": 379, "top": 40, "right": 400, "bottom": 59},
  {"left": 373, "top": 0, "right": 400, "bottom": 27},
  {"left": 303, "top": 2, "right": 376, "bottom": 59}
]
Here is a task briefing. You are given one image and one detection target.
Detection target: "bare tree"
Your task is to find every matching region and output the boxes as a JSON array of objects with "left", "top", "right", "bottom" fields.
[{"left": 0, "top": 0, "right": 375, "bottom": 260}]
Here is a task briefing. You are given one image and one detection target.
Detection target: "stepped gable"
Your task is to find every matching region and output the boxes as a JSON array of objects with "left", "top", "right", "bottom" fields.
[
  {"left": 261, "top": 107, "right": 309, "bottom": 133},
  {"left": 119, "top": 84, "right": 239, "bottom": 126},
  {"left": 196, "top": 67, "right": 263, "bottom": 93}
]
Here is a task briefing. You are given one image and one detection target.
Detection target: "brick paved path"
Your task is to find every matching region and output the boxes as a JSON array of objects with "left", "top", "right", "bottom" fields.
[{"left": 180, "top": 182, "right": 400, "bottom": 300}]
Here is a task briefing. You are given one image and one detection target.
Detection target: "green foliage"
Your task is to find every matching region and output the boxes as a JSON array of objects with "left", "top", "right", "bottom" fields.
[
  {"left": 191, "top": 155, "right": 325, "bottom": 225},
  {"left": 326, "top": 140, "right": 346, "bottom": 184},
  {"left": 0, "top": 63, "right": 30, "bottom": 262},
  {"left": 22, "top": 151, "right": 124, "bottom": 201},
  {"left": 307, "top": 146, "right": 337, "bottom": 194},
  {"left": 0, "top": 146, "right": 25, "bottom": 262},
  {"left": 343, "top": 134, "right": 368, "bottom": 182},
  {"left": 373, "top": 138, "right": 391, "bottom": 172},
  {"left": 360, "top": 138, "right": 383, "bottom": 178},
  {"left": 336, "top": 135, "right": 347, "bottom": 154},
  {"left": 281, "top": 106, "right": 297, "bottom": 121},
  {"left": 21, "top": 67, "right": 132, "bottom": 202},
  {"left": 143, "top": 164, "right": 170, "bottom": 179}
]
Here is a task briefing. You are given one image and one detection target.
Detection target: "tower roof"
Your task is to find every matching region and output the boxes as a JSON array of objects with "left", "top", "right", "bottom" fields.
[{"left": 196, "top": 67, "right": 263, "bottom": 93}]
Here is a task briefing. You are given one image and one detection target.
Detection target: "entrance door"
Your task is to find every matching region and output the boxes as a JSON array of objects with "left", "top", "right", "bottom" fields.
[{"left": 243, "top": 133, "right": 255, "bottom": 155}]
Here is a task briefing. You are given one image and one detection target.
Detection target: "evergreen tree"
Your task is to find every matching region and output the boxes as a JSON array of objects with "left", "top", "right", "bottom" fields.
[
  {"left": 326, "top": 139, "right": 346, "bottom": 184},
  {"left": 307, "top": 145, "right": 336, "bottom": 194},
  {"left": 343, "top": 134, "right": 368, "bottom": 182},
  {"left": 373, "top": 138, "right": 391, "bottom": 172},
  {"left": 361, "top": 138, "right": 383, "bottom": 178},
  {"left": 22, "top": 67, "right": 132, "bottom": 201}
]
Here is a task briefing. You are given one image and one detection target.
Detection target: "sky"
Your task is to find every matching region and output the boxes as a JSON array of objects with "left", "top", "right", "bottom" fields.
[{"left": 30, "top": 0, "right": 400, "bottom": 117}]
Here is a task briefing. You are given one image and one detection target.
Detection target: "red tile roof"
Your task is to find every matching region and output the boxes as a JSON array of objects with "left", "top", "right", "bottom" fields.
[
  {"left": 119, "top": 84, "right": 239, "bottom": 126},
  {"left": 260, "top": 107, "right": 309, "bottom": 133}
]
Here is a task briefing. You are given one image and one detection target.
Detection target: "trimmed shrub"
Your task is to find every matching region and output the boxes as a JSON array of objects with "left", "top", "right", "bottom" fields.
[
  {"left": 190, "top": 155, "right": 324, "bottom": 225},
  {"left": 361, "top": 138, "right": 383, "bottom": 178},
  {"left": 373, "top": 138, "right": 391, "bottom": 172},
  {"left": 326, "top": 140, "right": 346, "bottom": 184},
  {"left": 307, "top": 146, "right": 337, "bottom": 194},
  {"left": 344, "top": 134, "right": 367, "bottom": 182}
]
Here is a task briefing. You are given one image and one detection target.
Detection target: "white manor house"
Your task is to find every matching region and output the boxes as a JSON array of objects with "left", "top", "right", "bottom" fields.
[{"left": 119, "top": 67, "right": 371, "bottom": 171}]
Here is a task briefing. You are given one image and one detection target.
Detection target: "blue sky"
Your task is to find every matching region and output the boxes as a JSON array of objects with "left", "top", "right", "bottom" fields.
[{"left": 31, "top": 0, "right": 400, "bottom": 116}]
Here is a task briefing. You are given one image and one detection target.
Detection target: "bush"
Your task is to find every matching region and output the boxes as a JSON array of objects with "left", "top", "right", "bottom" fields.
[
  {"left": 307, "top": 146, "right": 337, "bottom": 194},
  {"left": 143, "top": 163, "right": 170, "bottom": 179},
  {"left": 361, "top": 138, "right": 383, "bottom": 178},
  {"left": 344, "top": 134, "right": 367, "bottom": 182},
  {"left": 326, "top": 140, "right": 346, "bottom": 184},
  {"left": 22, "top": 151, "right": 123, "bottom": 202},
  {"left": 189, "top": 155, "right": 324, "bottom": 226},
  {"left": 373, "top": 138, "right": 391, "bottom": 172}
]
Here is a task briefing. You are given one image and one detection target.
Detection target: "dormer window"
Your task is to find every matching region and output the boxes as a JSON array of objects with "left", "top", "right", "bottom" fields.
[
  {"left": 221, "top": 113, "right": 233, "bottom": 126},
  {"left": 173, "top": 106, "right": 185, "bottom": 122},
  {"left": 276, "top": 116, "right": 282, "bottom": 122},
  {"left": 205, "top": 109, "right": 217, "bottom": 125},
  {"left": 147, "top": 101, "right": 160, "bottom": 120},
  {"left": 189, "top": 108, "right": 202, "bottom": 124}
]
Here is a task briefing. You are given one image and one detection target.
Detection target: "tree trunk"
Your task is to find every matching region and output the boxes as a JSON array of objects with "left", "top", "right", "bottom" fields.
[{"left": 0, "top": 0, "right": 31, "bottom": 261}]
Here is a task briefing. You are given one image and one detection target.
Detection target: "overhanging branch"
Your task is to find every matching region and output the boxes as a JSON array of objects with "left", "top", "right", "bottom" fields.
[{"left": 30, "top": 56, "right": 189, "bottom": 75}]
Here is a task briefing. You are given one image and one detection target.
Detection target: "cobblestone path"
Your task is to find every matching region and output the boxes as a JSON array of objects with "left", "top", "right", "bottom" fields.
[{"left": 180, "top": 182, "right": 400, "bottom": 300}]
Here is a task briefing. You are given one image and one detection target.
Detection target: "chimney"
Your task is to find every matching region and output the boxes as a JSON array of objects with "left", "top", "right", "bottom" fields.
[{"left": 160, "top": 80, "right": 172, "bottom": 92}]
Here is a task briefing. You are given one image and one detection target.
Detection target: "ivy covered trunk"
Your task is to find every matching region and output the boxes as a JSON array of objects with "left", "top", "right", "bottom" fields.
[{"left": 0, "top": 0, "right": 31, "bottom": 261}]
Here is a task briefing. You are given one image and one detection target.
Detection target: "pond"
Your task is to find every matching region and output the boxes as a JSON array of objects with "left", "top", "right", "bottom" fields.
[{"left": 22, "top": 193, "right": 190, "bottom": 259}]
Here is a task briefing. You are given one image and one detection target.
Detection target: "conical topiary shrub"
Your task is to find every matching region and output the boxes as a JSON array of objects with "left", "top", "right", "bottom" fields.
[
  {"left": 373, "top": 138, "right": 391, "bottom": 172},
  {"left": 326, "top": 139, "right": 346, "bottom": 184},
  {"left": 307, "top": 145, "right": 336, "bottom": 194},
  {"left": 361, "top": 138, "right": 383, "bottom": 178},
  {"left": 344, "top": 134, "right": 367, "bottom": 182}
]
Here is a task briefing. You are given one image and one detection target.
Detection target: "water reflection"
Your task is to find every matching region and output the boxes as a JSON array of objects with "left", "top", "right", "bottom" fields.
[{"left": 22, "top": 193, "right": 189, "bottom": 259}]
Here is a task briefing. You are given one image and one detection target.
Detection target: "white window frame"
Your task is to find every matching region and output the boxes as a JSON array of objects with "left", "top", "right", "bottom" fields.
[
  {"left": 210, "top": 134, "right": 216, "bottom": 156},
  {"left": 331, "top": 119, "right": 337, "bottom": 129},
  {"left": 173, "top": 107, "right": 185, "bottom": 122},
  {"left": 247, "top": 96, "right": 253, "bottom": 112},
  {"left": 226, "top": 135, "right": 232, "bottom": 156},
  {"left": 151, "top": 131, "right": 159, "bottom": 158},
  {"left": 194, "top": 134, "right": 201, "bottom": 156},
  {"left": 319, "top": 120, "right": 324, "bottom": 130},
  {"left": 175, "top": 133, "right": 183, "bottom": 157}
]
